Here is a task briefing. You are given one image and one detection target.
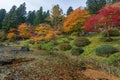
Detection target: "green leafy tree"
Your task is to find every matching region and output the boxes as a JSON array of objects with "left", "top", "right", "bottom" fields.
[
  {"left": 66, "top": 6, "right": 73, "bottom": 16},
  {"left": 2, "top": 5, "right": 17, "bottom": 30},
  {"left": 42, "top": 10, "right": 50, "bottom": 23},
  {"left": 3, "top": 3, "right": 26, "bottom": 30},
  {"left": 34, "top": 7, "right": 43, "bottom": 26},
  {"left": 26, "top": 10, "right": 36, "bottom": 25},
  {"left": 16, "top": 2, "right": 26, "bottom": 25},
  {"left": 86, "top": 0, "right": 106, "bottom": 14},
  {"left": 33, "top": 7, "right": 51, "bottom": 26},
  {"left": 0, "top": 9, "right": 6, "bottom": 28}
]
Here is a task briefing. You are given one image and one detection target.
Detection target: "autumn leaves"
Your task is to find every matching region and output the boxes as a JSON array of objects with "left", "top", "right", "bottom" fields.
[{"left": 6, "top": 2, "right": 120, "bottom": 42}]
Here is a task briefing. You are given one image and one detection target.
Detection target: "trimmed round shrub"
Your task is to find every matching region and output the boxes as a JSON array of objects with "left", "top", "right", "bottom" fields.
[
  {"left": 71, "top": 47, "right": 84, "bottom": 56},
  {"left": 95, "top": 45, "right": 117, "bottom": 57},
  {"left": 42, "top": 42, "right": 54, "bottom": 50},
  {"left": 101, "top": 29, "right": 120, "bottom": 37},
  {"left": 74, "top": 37, "right": 91, "bottom": 47},
  {"left": 59, "top": 43, "right": 71, "bottom": 51}
]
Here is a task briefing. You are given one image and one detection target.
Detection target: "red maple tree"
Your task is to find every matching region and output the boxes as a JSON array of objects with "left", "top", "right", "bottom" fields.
[{"left": 85, "top": 5, "right": 120, "bottom": 38}]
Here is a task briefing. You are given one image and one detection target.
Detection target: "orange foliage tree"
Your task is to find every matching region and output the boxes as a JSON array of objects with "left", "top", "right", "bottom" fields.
[
  {"left": 7, "top": 28, "right": 18, "bottom": 41},
  {"left": 63, "top": 8, "right": 91, "bottom": 33},
  {"left": 7, "top": 32, "right": 17, "bottom": 41},
  {"left": 31, "top": 24, "right": 54, "bottom": 42},
  {"left": 18, "top": 23, "right": 32, "bottom": 39}
]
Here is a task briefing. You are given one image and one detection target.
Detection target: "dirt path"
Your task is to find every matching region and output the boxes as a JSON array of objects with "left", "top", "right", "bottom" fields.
[{"left": 83, "top": 69, "right": 120, "bottom": 80}]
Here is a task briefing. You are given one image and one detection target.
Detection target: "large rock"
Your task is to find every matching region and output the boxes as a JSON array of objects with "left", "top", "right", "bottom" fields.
[{"left": 20, "top": 46, "right": 30, "bottom": 51}]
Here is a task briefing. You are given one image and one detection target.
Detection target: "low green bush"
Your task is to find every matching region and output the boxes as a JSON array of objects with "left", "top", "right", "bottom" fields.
[
  {"left": 42, "top": 42, "right": 54, "bottom": 50},
  {"left": 59, "top": 42, "right": 71, "bottom": 51},
  {"left": 71, "top": 47, "right": 84, "bottom": 56},
  {"left": 74, "top": 37, "right": 91, "bottom": 47},
  {"left": 95, "top": 45, "right": 117, "bottom": 57}
]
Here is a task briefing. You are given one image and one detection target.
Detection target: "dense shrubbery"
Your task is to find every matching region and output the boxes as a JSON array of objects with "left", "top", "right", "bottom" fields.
[
  {"left": 74, "top": 37, "right": 91, "bottom": 47},
  {"left": 59, "top": 42, "right": 71, "bottom": 51},
  {"left": 101, "top": 29, "right": 120, "bottom": 37},
  {"left": 95, "top": 45, "right": 117, "bottom": 57},
  {"left": 71, "top": 47, "right": 84, "bottom": 56}
]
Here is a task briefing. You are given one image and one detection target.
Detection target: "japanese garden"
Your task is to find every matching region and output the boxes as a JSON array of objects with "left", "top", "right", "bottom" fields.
[{"left": 0, "top": 0, "right": 120, "bottom": 80}]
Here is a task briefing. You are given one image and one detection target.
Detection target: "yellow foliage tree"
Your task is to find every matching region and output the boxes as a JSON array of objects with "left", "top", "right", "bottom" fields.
[
  {"left": 31, "top": 24, "right": 54, "bottom": 42},
  {"left": 44, "top": 31, "right": 54, "bottom": 41},
  {"left": 35, "top": 24, "right": 51, "bottom": 35}
]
